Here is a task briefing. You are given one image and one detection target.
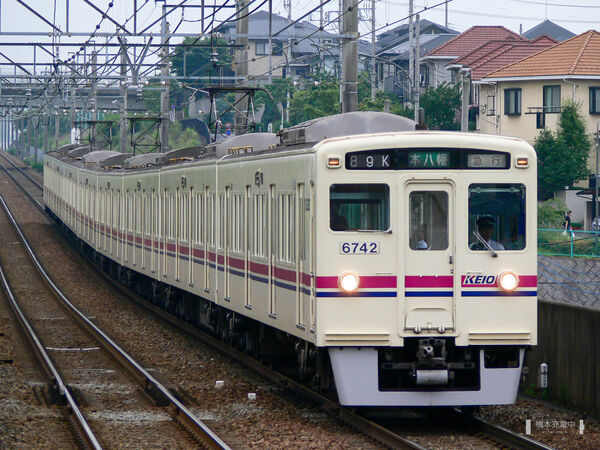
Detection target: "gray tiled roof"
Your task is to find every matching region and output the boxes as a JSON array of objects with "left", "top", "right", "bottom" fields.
[
  {"left": 523, "top": 19, "right": 575, "bottom": 42},
  {"left": 218, "top": 11, "right": 338, "bottom": 54},
  {"left": 387, "top": 34, "right": 458, "bottom": 62}
]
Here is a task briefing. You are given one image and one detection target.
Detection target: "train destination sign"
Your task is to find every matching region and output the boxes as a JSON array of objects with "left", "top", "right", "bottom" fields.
[
  {"left": 345, "top": 148, "right": 511, "bottom": 170},
  {"left": 408, "top": 151, "right": 450, "bottom": 168}
]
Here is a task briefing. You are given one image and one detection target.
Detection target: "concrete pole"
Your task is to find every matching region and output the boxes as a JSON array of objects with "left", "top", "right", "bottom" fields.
[
  {"left": 234, "top": 0, "right": 249, "bottom": 135},
  {"left": 286, "top": 0, "right": 291, "bottom": 123},
  {"left": 268, "top": 0, "right": 273, "bottom": 84},
  {"left": 120, "top": 38, "right": 128, "bottom": 153},
  {"left": 43, "top": 115, "right": 49, "bottom": 153},
  {"left": 341, "top": 0, "right": 359, "bottom": 113},
  {"left": 320, "top": 2, "right": 324, "bottom": 72},
  {"left": 91, "top": 51, "right": 98, "bottom": 121},
  {"left": 27, "top": 117, "right": 31, "bottom": 156},
  {"left": 461, "top": 70, "right": 469, "bottom": 132},
  {"left": 414, "top": 15, "right": 420, "bottom": 122},
  {"left": 370, "top": 0, "right": 376, "bottom": 100},
  {"left": 408, "top": 0, "right": 414, "bottom": 106},
  {"left": 160, "top": 10, "right": 170, "bottom": 151},
  {"left": 595, "top": 120, "right": 599, "bottom": 225},
  {"left": 90, "top": 51, "right": 98, "bottom": 149},
  {"left": 55, "top": 113, "right": 60, "bottom": 150}
]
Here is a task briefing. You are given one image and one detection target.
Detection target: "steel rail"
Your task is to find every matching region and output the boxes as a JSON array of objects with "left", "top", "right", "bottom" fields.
[
  {"left": 0, "top": 193, "right": 102, "bottom": 450},
  {"left": 89, "top": 266, "right": 427, "bottom": 450},
  {"left": 0, "top": 158, "right": 230, "bottom": 450},
  {"left": 466, "top": 413, "right": 555, "bottom": 450}
]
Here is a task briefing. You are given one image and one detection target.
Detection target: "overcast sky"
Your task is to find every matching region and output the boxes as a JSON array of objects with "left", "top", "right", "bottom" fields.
[{"left": 1, "top": 0, "right": 599, "bottom": 73}]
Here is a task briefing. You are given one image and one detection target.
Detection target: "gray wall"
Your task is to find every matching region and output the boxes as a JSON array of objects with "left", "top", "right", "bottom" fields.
[{"left": 525, "top": 301, "right": 600, "bottom": 417}]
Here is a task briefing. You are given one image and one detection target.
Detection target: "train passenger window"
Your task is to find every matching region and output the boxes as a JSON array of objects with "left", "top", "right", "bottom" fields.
[
  {"left": 329, "top": 184, "right": 389, "bottom": 231},
  {"left": 468, "top": 184, "right": 526, "bottom": 251},
  {"left": 409, "top": 191, "right": 448, "bottom": 250}
]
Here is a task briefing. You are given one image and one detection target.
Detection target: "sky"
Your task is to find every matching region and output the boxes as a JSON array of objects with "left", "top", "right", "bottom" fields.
[{"left": 0, "top": 0, "right": 599, "bottom": 74}]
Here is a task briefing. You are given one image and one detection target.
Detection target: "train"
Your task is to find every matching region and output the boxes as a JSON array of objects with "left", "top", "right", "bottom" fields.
[{"left": 43, "top": 111, "right": 537, "bottom": 406}]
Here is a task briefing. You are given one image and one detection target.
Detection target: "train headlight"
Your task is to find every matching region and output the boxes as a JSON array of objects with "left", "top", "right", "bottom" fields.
[
  {"left": 338, "top": 272, "right": 360, "bottom": 293},
  {"left": 498, "top": 271, "right": 519, "bottom": 291}
]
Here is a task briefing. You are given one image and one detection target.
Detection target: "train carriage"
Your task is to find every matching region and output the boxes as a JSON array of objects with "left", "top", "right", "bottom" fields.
[{"left": 44, "top": 111, "right": 537, "bottom": 407}]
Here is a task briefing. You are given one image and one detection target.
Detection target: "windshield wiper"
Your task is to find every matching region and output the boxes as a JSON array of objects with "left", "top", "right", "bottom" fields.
[{"left": 473, "top": 231, "right": 498, "bottom": 257}]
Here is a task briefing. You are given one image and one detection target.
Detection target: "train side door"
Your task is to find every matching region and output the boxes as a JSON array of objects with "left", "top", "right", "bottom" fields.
[{"left": 403, "top": 183, "right": 455, "bottom": 333}]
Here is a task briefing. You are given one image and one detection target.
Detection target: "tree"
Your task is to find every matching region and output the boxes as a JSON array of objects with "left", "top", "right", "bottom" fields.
[
  {"left": 170, "top": 36, "right": 232, "bottom": 85},
  {"left": 535, "top": 101, "right": 591, "bottom": 199},
  {"left": 359, "top": 92, "right": 413, "bottom": 118},
  {"left": 289, "top": 81, "right": 340, "bottom": 124},
  {"left": 419, "top": 82, "right": 460, "bottom": 130}
]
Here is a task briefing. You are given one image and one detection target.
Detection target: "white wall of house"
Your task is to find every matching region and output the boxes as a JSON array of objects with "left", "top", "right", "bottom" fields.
[{"left": 477, "top": 78, "right": 600, "bottom": 172}]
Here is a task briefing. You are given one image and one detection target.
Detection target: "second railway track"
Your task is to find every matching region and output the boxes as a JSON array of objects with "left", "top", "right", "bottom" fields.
[{"left": 0, "top": 159, "right": 229, "bottom": 448}]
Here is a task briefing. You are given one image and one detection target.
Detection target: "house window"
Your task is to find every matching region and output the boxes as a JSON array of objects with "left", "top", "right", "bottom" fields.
[
  {"left": 590, "top": 87, "right": 600, "bottom": 114},
  {"left": 536, "top": 112, "right": 545, "bottom": 129},
  {"left": 543, "top": 85, "right": 561, "bottom": 113},
  {"left": 255, "top": 41, "right": 283, "bottom": 56},
  {"left": 504, "top": 88, "right": 521, "bottom": 115}
]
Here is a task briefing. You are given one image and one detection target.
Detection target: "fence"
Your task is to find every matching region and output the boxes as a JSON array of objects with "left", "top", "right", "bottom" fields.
[
  {"left": 538, "top": 228, "right": 600, "bottom": 258},
  {"left": 524, "top": 301, "right": 600, "bottom": 417}
]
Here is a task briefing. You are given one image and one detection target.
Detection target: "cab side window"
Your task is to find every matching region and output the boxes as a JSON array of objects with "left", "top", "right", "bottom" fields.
[{"left": 329, "top": 184, "right": 389, "bottom": 231}]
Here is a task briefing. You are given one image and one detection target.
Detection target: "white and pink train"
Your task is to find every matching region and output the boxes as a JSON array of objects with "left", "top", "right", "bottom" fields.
[{"left": 44, "top": 111, "right": 537, "bottom": 406}]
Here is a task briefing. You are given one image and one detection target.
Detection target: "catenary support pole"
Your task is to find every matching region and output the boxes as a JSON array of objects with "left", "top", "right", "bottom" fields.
[
  {"left": 341, "top": 0, "right": 358, "bottom": 112},
  {"left": 120, "top": 38, "right": 128, "bottom": 153},
  {"left": 234, "top": 0, "right": 249, "bottom": 135},
  {"left": 160, "top": 9, "right": 170, "bottom": 152}
]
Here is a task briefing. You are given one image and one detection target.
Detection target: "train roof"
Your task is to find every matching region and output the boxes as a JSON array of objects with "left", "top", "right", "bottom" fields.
[
  {"left": 44, "top": 112, "right": 530, "bottom": 173},
  {"left": 279, "top": 111, "right": 416, "bottom": 146}
]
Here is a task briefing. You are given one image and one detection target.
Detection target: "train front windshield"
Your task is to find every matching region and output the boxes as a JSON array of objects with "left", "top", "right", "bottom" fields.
[{"left": 468, "top": 184, "right": 526, "bottom": 251}]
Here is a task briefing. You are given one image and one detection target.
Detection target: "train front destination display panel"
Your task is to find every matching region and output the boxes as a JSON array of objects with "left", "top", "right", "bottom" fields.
[{"left": 345, "top": 148, "right": 511, "bottom": 170}]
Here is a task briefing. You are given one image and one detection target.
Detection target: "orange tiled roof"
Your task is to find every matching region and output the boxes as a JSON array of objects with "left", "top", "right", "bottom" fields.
[
  {"left": 483, "top": 30, "right": 600, "bottom": 78},
  {"left": 452, "top": 40, "right": 520, "bottom": 67},
  {"left": 426, "top": 25, "right": 523, "bottom": 58},
  {"left": 471, "top": 44, "right": 555, "bottom": 80}
]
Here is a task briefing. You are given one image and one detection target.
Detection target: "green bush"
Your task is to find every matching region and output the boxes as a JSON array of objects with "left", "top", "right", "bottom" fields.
[{"left": 538, "top": 198, "right": 567, "bottom": 228}]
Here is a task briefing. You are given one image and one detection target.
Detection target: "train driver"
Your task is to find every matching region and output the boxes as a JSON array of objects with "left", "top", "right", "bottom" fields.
[
  {"left": 471, "top": 216, "right": 505, "bottom": 250},
  {"left": 330, "top": 202, "right": 348, "bottom": 231}
]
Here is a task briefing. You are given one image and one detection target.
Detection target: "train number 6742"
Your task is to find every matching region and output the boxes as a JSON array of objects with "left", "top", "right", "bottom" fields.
[{"left": 340, "top": 242, "right": 380, "bottom": 254}]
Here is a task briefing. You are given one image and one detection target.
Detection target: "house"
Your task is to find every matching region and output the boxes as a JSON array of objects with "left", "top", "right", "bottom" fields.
[
  {"left": 522, "top": 19, "right": 576, "bottom": 42},
  {"left": 376, "top": 19, "right": 458, "bottom": 98},
  {"left": 478, "top": 30, "right": 600, "bottom": 227},
  {"left": 217, "top": 11, "right": 340, "bottom": 83},
  {"left": 453, "top": 35, "right": 557, "bottom": 125},
  {"left": 381, "top": 33, "right": 457, "bottom": 100},
  {"left": 421, "top": 26, "right": 526, "bottom": 89}
]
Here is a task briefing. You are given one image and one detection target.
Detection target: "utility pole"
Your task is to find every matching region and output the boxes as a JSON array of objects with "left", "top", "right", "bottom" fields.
[
  {"left": 445, "top": 1, "right": 448, "bottom": 28},
  {"left": 120, "top": 38, "right": 128, "bottom": 153},
  {"left": 408, "top": 0, "right": 414, "bottom": 107},
  {"left": 27, "top": 117, "right": 31, "bottom": 156},
  {"left": 90, "top": 51, "right": 98, "bottom": 121},
  {"left": 320, "top": 1, "right": 324, "bottom": 72},
  {"left": 370, "top": 0, "right": 376, "bottom": 100},
  {"left": 414, "top": 14, "right": 420, "bottom": 122},
  {"left": 461, "top": 69, "right": 469, "bottom": 132},
  {"left": 43, "top": 114, "right": 48, "bottom": 153},
  {"left": 234, "top": 0, "right": 249, "bottom": 135},
  {"left": 90, "top": 50, "right": 98, "bottom": 149},
  {"left": 160, "top": 9, "right": 170, "bottom": 152},
  {"left": 341, "top": 0, "right": 359, "bottom": 112},
  {"left": 268, "top": 0, "right": 273, "bottom": 84},
  {"left": 54, "top": 112, "right": 60, "bottom": 150},
  {"left": 285, "top": 0, "right": 291, "bottom": 123}
]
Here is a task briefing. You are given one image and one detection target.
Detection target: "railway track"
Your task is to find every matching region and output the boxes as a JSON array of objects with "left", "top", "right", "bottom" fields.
[
  {"left": 0, "top": 159, "right": 229, "bottom": 448},
  {"left": 0, "top": 150, "right": 555, "bottom": 449}
]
